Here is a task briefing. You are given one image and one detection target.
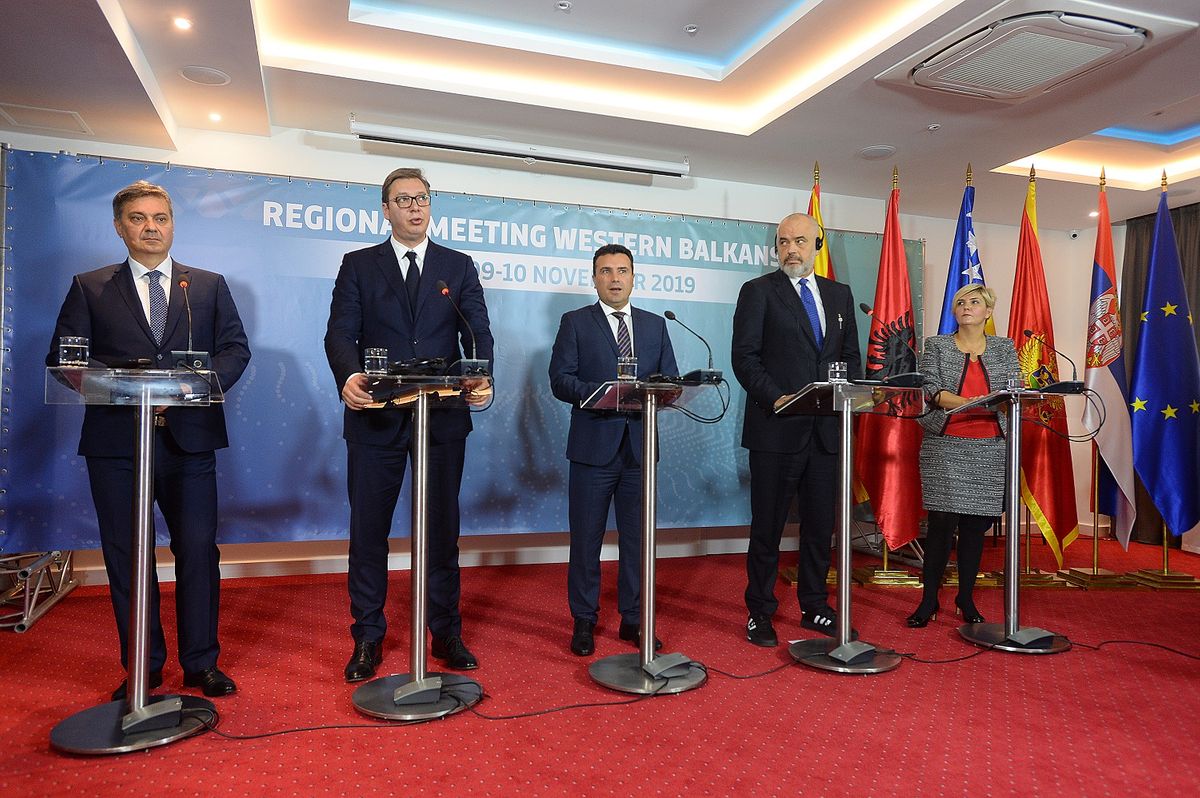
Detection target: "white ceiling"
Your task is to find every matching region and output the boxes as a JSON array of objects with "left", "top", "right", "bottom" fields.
[{"left": 2, "top": 0, "right": 1200, "bottom": 230}]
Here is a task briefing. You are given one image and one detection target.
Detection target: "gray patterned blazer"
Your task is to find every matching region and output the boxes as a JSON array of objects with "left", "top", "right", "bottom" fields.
[{"left": 917, "top": 334, "right": 1023, "bottom": 437}]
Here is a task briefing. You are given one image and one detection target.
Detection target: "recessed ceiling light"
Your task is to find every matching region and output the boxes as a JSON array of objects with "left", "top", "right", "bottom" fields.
[
  {"left": 684, "top": 24, "right": 700, "bottom": 35},
  {"left": 208, "top": 112, "right": 222, "bottom": 123},
  {"left": 173, "top": 17, "right": 192, "bottom": 31},
  {"left": 180, "top": 66, "right": 232, "bottom": 86},
  {"left": 859, "top": 144, "right": 897, "bottom": 160},
  {"left": 1088, "top": 210, "right": 1099, "bottom": 218}
]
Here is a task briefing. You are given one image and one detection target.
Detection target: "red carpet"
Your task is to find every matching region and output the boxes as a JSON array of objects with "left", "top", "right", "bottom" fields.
[{"left": 2, "top": 545, "right": 1199, "bottom": 796}]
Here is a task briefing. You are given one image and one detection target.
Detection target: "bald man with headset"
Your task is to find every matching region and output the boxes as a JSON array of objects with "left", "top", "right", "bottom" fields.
[{"left": 731, "top": 212, "right": 861, "bottom": 648}]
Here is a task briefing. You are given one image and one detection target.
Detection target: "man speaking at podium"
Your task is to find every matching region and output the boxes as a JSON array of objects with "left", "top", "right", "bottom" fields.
[
  {"left": 731, "top": 213, "right": 860, "bottom": 647},
  {"left": 549, "top": 244, "right": 677, "bottom": 657},
  {"left": 46, "top": 180, "right": 251, "bottom": 699},
  {"left": 325, "top": 167, "right": 493, "bottom": 681}
]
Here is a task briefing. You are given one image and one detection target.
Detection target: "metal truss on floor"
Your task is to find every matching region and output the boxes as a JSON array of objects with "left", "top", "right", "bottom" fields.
[{"left": 1, "top": 551, "right": 78, "bottom": 633}]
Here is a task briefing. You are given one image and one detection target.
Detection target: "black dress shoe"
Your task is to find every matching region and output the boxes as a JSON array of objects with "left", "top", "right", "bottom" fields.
[
  {"left": 618, "top": 622, "right": 662, "bottom": 651},
  {"left": 746, "top": 614, "right": 778, "bottom": 647},
  {"left": 183, "top": 667, "right": 237, "bottom": 697},
  {"left": 344, "top": 640, "right": 383, "bottom": 682},
  {"left": 955, "top": 598, "right": 986, "bottom": 624},
  {"left": 906, "top": 600, "right": 939, "bottom": 628},
  {"left": 801, "top": 608, "right": 859, "bottom": 640},
  {"left": 570, "top": 618, "right": 595, "bottom": 656},
  {"left": 111, "top": 670, "right": 163, "bottom": 701},
  {"left": 431, "top": 635, "right": 478, "bottom": 670}
]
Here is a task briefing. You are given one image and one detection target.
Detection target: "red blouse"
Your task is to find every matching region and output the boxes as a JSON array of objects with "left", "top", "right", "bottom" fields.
[{"left": 944, "top": 356, "right": 1001, "bottom": 439}]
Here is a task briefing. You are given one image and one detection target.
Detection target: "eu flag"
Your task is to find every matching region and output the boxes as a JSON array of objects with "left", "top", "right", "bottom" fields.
[{"left": 1129, "top": 191, "right": 1200, "bottom": 537}]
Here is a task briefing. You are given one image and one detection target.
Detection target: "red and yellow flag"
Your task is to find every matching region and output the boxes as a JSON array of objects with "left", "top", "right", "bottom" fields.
[
  {"left": 1007, "top": 171, "right": 1080, "bottom": 566},
  {"left": 853, "top": 175, "right": 922, "bottom": 549},
  {"left": 808, "top": 164, "right": 836, "bottom": 280}
]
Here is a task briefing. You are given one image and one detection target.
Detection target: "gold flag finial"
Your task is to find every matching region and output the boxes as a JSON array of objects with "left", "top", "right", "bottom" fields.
[
  {"left": 1161, "top": 169, "right": 1168, "bottom": 192},
  {"left": 1029, "top": 165, "right": 1036, "bottom": 182},
  {"left": 1100, "top": 166, "right": 1106, "bottom": 191},
  {"left": 813, "top": 161, "right": 820, "bottom": 185},
  {"left": 966, "top": 163, "right": 973, "bottom": 186},
  {"left": 892, "top": 165, "right": 899, "bottom": 189}
]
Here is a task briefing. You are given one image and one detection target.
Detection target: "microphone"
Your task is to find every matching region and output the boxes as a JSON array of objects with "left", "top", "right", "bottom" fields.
[
  {"left": 171, "top": 277, "right": 211, "bottom": 371},
  {"left": 435, "top": 280, "right": 487, "bottom": 375},
  {"left": 1021, "top": 329, "right": 1084, "bottom": 394},
  {"left": 664, "top": 310, "right": 721, "bottom": 384},
  {"left": 857, "top": 302, "right": 923, "bottom": 388}
]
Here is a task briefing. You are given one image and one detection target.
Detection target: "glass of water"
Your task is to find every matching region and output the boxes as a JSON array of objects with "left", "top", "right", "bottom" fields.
[
  {"left": 617, "top": 356, "right": 638, "bottom": 381},
  {"left": 363, "top": 348, "right": 388, "bottom": 375},
  {"left": 827, "top": 361, "right": 848, "bottom": 382},
  {"left": 58, "top": 336, "right": 89, "bottom": 366}
]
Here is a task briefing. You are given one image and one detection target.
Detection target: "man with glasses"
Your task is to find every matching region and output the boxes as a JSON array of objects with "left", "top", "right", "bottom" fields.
[{"left": 325, "top": 167, "right": 494, "bottom": 681}]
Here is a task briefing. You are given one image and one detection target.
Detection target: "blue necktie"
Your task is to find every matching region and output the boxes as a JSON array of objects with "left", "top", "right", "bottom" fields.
[
  {"left": 148, "top": 270, "right": 167, "bottom": 344},
  {"left": 799, "top": 277, "right": 824, "bottom": 350},
  {"left": 404, "top": 250, "right": 420, "bottom": 315}
]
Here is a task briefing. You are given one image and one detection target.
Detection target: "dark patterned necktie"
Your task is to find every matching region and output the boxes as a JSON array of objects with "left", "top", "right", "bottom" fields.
[
  {"left": 148, "top": 270, "right": 167, "bottom": 344},
  {"left": 798, "top": 277, "right": 824, "bottom": 350},
  {"left": 613, "top": 311, "right": 632, "bottom": 358},
  {"left": 404, "top": 251, "right": 420, "bottom": 315}
]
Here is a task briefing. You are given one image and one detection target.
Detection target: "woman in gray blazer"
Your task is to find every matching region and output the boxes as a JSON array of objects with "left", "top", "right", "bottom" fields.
[{"left": 908, "top": 284, "right": 1023, "bottom": 627}]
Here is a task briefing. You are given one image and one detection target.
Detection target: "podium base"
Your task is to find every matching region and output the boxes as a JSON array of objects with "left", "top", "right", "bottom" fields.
[
  {"left": 788, "top": 637, "right": 901, "bottom": 674},
  {"left": 352, "top": 672, "right": 481, "bottom": 721},
  {"left": 50, "top": 695, "right": 213, "bottom": 755},
  {"left": 589, "top": 652, "right": 706, "bottom": 695},
  {"left": 958, "top": 622, "right": 1071, "bottom": 654}
]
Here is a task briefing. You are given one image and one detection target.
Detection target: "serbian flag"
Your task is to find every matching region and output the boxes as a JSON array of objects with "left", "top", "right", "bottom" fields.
[
  {"left": 1081, "top": 177, "right": 1136, "bottom": 547},
  {"left": 853, "top": 178, "right": 922, "bottom": 549},
  {"left": 1129, "top": 187, "right": 1200, "bottom": 538},
  {"left": 808, "top": 168, "right": 836, "bottom": 280},
  {"left": 1008, "top": 172, "right": 1080, "bottom": 566}
]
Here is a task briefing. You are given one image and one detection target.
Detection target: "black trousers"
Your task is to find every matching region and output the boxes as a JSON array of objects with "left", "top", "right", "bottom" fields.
[
  {"left": 919, "top": 510, "right": 995, "bottom": 609},
  {"left": 745, "top": 446, "right": 837, "bottom": 616},
  {"left": 86, "top": 431, "right": 222, "bottom": 675},
  {"left": 566, "top": 426, "right": 642, "bottom": 625},
  {"left": 345, "top": 437, "right": 466, "bottom": 643}
]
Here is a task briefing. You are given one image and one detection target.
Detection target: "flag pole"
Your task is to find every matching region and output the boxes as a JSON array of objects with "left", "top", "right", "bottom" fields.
[
  {"left": 1126, "top": 170, "right": 1200, "bottom": 590},
  {"left": 1060, "top": 167, "right": 1135, "bottom": 588}
]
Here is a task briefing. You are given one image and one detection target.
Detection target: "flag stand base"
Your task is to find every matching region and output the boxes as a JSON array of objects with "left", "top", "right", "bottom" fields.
[
  {"left": 1126, "top": 570, "right": 1200, "bottom": 590},
  {"left": 1057, "top": 567, "right": 1139, "bottom": 589}
]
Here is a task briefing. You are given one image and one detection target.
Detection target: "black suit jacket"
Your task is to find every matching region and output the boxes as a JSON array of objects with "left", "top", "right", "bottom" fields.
[
  {"left": 548, "top": 303, "right": 678, "bottom": 466},
  {"left": 324, "top": 239, "right": 494, "bottom": 446},
  {"left": 46, "top": 260, "right": 251, "bottom": 457},
  {"left": 731, "top": 269, "right": 861, "bottom": 454}
]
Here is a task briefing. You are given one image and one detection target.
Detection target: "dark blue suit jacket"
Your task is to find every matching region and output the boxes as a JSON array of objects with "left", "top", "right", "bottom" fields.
[
  {"left": 548, "top": 303, "right": 677, "bottom": 466},
  {"left": 731, "top": 269, "right": 860, "bottom": 454},
  {"left": 46, "top": 260, "right": 251, "bottom": 457},
  {"left": 324, "top": 239, "right": 494, "bottom": 446}
]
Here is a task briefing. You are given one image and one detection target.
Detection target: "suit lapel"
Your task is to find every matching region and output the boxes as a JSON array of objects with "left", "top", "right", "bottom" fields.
[
  {"left": 374, "top": 241, "right": 413, "bottom": 325},
  {"left": 112, "top": 261, "right": 157, "bottom": 345},
  {"left": 589, "top": 303, "right": 620, "bottom": 359},
  {"left": 770, "top": 269, "right": 818, "bottom": 351},
  {"left": 816, "top": 276, "right": 841, "bottom": 352},
  {"left": 417, "top": 243, "right": 447, "bottom": 320}
]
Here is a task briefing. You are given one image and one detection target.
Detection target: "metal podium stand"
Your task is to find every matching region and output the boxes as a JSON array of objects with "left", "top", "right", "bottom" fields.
[
  {"left": 951, "top": 389, "right": 1070, "bottom": 654},
  {"left": 581, "top": 379, "right": 708, "bottom": 695},
  {"left": 46, "top": 366, "right": 223, "bottom": 755},
  {"left": 777, "top": 378, "right": 922, "bottom": 675},
  {"left": 351, "top": 373, "right": 490, "bottom": 720}
]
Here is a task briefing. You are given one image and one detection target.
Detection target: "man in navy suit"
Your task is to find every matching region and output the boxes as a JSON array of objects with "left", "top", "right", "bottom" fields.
[
  {"left": 325, "top": 167, "right": 493, "bottom": 680},
  {"left": 731, "top": 213, "right": 861, "bottom": 647},
  {"left": 549, "top": 244, "right": 678, "bottom": 656},
  {"left": 47, "top": 180, "right": 251, "bottom": 698}
]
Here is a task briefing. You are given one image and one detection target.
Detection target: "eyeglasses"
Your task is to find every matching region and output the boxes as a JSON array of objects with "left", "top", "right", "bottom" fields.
[{"left": 388, "top": 193, "right": 431, "bottom": 208}]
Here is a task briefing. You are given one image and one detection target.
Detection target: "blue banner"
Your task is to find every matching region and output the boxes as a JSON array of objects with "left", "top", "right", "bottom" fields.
[{"left": 2, "top": 150, "right": 920, "bottom": 552}]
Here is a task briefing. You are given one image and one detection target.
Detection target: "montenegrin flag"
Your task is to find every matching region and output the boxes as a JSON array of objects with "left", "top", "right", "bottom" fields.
[
  {"left": 1081, "top": 180, "right": 1136, "bottom": 547},
  {"left": 808, "top": 180, "right": 836, "bottom": 280},
  {"left": 1008, "top": 174, "right": 1079, "bottom": 567},
  {"left": 1129, "top": 190, "right": 1200, "bottom": 538},
  {"left": 854, "top": 180, "right": 922, "bottom": 549}
]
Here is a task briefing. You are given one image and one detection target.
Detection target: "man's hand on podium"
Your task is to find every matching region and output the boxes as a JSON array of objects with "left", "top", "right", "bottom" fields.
[
  {"left": 462, "top": 377, "right": 492, "bottom": 407},
  {"left": 342, "top": 373, "right": 373, "bottom": 411}
]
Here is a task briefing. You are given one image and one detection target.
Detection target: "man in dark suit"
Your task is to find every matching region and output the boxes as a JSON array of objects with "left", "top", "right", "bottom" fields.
[
  {"left": 47, "top": 180, "right": 251, "bottom": 698},
  {"left": 325, "top": 167, "right": 493, "bottom": 681},
  {"left": 548, "top": 244, "right": 678, "bottom": 656},
  {"left": 731, "top": 212, "right": 860, "bottom": 647}
]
